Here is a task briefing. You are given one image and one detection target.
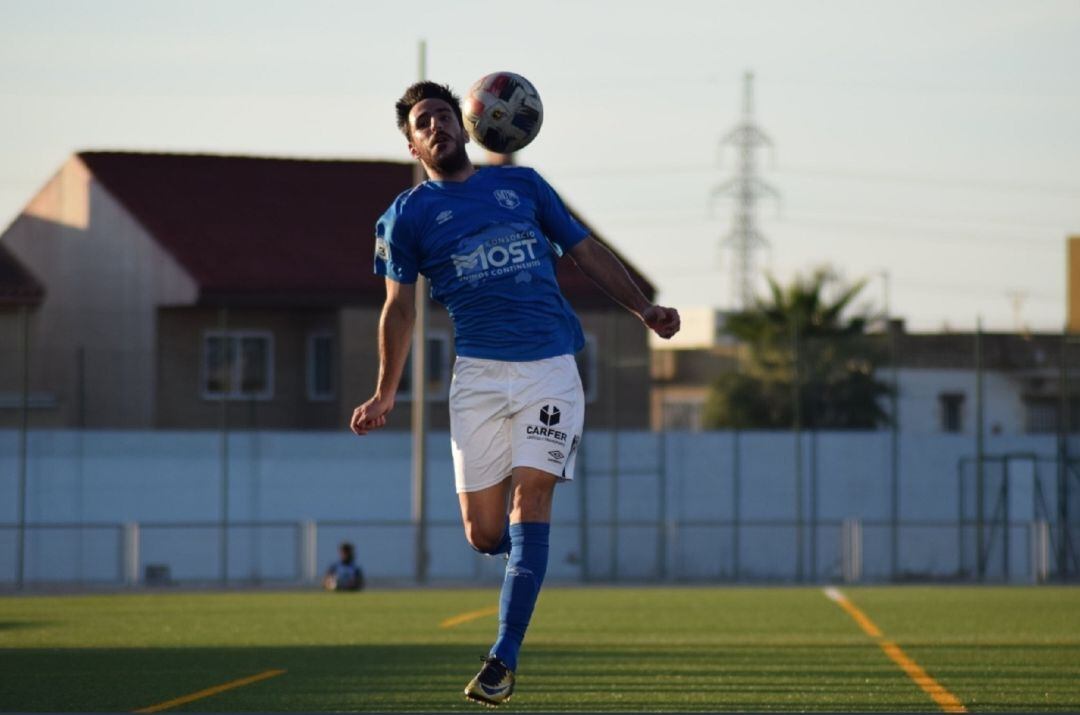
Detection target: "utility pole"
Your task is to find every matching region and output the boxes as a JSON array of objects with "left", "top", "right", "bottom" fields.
[
  {"left": 411, "top": 39, "right": 429, "bottom": 584},
  {"left": 712, "top": 71, "right": 780, "bottom": 310},
  {"left": 882, "top": 270, "right": 900, "bottom": 580},
  {"left": 1006, "top": 290, "right": 1028, "bottom": 333}
]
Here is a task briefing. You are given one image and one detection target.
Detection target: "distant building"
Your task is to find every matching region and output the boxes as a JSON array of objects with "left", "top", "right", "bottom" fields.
[
  {"left": 0, "top": 243, "right": 46, "bottom": 412},
  {"left": 889, "top": 325, "right": 1076, "bottom": 436},
  {"left": 649, "top": 308, "right": 739, "bottom": 431},
  {"left": 651, "top": 311, "right": 1077, "bottom": 435},
  {"left": 0, "top": 152, "right": 656, "bottom": 430}
]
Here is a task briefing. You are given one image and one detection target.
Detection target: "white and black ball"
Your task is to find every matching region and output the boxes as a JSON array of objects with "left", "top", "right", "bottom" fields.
[{"left": 463, "top": 72, "right": 544, "bottom": 154}]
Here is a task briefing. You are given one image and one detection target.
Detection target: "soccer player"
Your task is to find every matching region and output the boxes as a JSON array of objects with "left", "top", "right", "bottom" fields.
[{"left": 350, "top": 81, "right": 680, "bottom": 706}]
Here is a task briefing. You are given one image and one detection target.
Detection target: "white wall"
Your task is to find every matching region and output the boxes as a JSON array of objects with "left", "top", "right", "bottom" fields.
[
  {"left": 894, "top": 368, "right": 1032, "bottom": 435},
  {"left": 0, "top": 429, "right": 1063, "bottom": 586}
]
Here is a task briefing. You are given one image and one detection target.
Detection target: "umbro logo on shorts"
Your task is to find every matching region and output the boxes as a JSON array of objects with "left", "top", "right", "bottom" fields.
[
  {"left": 548, "top": 450, "right": 564, "bottom": 460},
  {"left": 539, "top": 405, "right": 560, "bottom": 426}
]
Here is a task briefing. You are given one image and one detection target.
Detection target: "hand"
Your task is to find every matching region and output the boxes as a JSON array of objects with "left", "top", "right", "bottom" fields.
[
  {"left": 641, "top": 304, "right": 681, "bottom": 339},
  {"left": 350, "top": 394, "right": 394, "bottom": 436}
]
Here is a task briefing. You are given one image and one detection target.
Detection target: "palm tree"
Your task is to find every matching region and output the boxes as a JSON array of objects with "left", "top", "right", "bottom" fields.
[{"left": 703, "top": 267, "right": 891, "bottom": 430}]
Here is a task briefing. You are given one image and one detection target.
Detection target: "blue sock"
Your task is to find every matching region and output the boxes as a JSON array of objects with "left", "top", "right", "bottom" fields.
[
  {"left": 470, "top": 517, "right": 511, "bottom": 556},
  {"left": 491, "top": 522, "right": 549, "bottom": 671}
]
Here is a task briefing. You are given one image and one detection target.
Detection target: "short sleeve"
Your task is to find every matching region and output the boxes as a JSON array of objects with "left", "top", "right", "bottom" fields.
[
  {"left": 531, "top": 170, "right": 589, "bottom": 254},
  {"left": 374, "top": 199, "right": 419, "bottom": 284}
]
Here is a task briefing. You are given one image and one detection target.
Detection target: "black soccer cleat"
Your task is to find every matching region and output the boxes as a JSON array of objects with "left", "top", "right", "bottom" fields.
[{"left": 464, "top": 655, "right": 516, "bottom": 707}]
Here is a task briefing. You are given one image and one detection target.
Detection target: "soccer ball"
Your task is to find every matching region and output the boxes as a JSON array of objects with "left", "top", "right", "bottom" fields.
[{"left": 463, "top": 72, "right": 544, "bottom": 154}]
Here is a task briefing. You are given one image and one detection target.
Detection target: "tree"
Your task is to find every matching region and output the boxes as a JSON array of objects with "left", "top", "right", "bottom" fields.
[{"left": 702, "top": 267, "right": 891, "bottom": 430}]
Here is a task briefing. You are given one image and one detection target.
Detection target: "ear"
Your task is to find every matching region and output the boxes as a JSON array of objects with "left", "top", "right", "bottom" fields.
[{"left": 407, "top": 141, "right": 420, "bottom": 159}]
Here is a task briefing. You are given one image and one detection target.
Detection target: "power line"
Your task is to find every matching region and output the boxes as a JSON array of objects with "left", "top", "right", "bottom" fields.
[
  {"left": 775, "top": 212, "right": 1071, "bottom": 242},
  {"left": 554, "top": 162, "right": 1080, "bottom": 198},
  {"left": 775, "top": 166, "right": 1080, "bottom": 199},
  {"left": 590, "top": 208, "right": 1071, "bottom": 243},
  {"left": 637, "top": 264, "right": 1063, "bottom": 304}
]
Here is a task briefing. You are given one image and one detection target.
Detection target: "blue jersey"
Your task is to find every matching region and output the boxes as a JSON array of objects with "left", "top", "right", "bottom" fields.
[{"left": 374, "top": 166, "right": 589, "bottom": 361}]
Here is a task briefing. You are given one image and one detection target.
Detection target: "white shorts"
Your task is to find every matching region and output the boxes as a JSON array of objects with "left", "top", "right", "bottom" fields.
[{"left": 449, "top": 354, "right": 585, "bottom": 493}]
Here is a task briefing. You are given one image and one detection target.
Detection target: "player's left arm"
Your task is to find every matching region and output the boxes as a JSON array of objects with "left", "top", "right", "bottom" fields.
[{"left": 567, "top": 236, "right": 681, "bottom": 339}]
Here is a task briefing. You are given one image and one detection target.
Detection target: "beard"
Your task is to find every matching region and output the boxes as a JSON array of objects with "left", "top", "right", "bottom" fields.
[{"left": 424, "top": 139, "right": 470, "bottom": 175}]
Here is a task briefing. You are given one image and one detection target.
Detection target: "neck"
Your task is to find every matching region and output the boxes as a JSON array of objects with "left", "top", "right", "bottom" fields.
[{"left": 424, "top": 160, "right": 476, "bottom": 183}]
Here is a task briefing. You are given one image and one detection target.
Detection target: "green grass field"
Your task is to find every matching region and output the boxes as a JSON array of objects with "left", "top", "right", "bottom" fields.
[{"left": 0, "top": 586, "right": 1078, "bottom": 712}]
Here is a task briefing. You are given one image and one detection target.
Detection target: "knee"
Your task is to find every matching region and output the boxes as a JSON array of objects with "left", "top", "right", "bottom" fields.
[{"left": 464, "top": 521, "right": 505, "bottom": 554}]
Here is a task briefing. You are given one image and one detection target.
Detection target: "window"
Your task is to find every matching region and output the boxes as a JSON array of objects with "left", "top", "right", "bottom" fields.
[
  {"left": 575, "top": 333, "right": 598, "bottom": 403},
  {"left": 662, "top": 399, "right": 705, "bottom": 431},
  {"left": 202, "top": 331, "right": 273, "bottom": 400},
  {"left": 939, "top": 392, "right": 964, "bottom": 433},
  {"left": 397, "top": 331, "right": 450, "bottom": 400},
  {"left": 307, "top": 333, "right": 336, "bottom": 401}
]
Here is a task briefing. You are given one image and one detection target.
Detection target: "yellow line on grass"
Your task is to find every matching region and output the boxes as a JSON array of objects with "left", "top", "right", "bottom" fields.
[
  {"left": 824, "top": 585, "right": 882, "bottom": 637},
  {"left": 823, "top": 587, "right": 966, "bottom": 713},
  {"left": 440, "top": 604, "right": 499, "bottom": 628},
  {"left": 880, "top": 640, "right": 967, "bottom": 713},
  {"left": 132, "top": 668, "right": 286, "bottom": 713}
]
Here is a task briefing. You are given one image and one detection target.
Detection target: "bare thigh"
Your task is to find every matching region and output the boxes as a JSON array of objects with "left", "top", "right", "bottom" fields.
[
  {"left": 458, "top": 466, "right": 559, "bottom": 551},
  {"left": 458, "top": 475, "right": 511, "bottom": 552}
]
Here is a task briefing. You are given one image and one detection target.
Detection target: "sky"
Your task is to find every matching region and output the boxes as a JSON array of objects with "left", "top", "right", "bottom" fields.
[{"left": 2, "top": 0, "right": 1078, "bottom": 332}]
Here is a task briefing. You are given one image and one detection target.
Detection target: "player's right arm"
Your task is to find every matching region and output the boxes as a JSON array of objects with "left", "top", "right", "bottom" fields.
[{"left": 350, "top": 279, "right": 416, "bottom": 436}]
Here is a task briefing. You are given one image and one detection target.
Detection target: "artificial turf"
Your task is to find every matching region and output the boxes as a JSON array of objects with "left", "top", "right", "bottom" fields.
[{"left": 0, "top": 586, "right": 1077, "bottom": 712}]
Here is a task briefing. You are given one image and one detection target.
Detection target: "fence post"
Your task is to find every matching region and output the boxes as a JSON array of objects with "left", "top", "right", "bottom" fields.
[
  {"left": 975, "top": 318, "right": 985, "bottom": 580},
  {"left": 15, "top": 305, "right": 29, "bottom": 590},
  {"left": 299, "top": 520, "right": 318, "bottom": 584},
  {"left": 841, "top": 518, "right": 862, "bottom": 583},
  {"left": 1030, "top": 519, "right": 1049, "bottom": 584},
  {"left": 792, "top": 321, "right": 804, "bottom": 582},
  {"left": 218, "top": 305, "right": 230, "bottom": 586},
  {"left": 123, "top": 522, "right": 140, "bottom": 586},
  {"left": 657, "top": 429, "right": 668, "bottom": 581}
]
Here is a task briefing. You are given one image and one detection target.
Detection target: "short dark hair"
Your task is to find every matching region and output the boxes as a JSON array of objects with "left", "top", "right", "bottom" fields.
[{"left": 395, "top": 81, "right": 464, "bottom": 139}]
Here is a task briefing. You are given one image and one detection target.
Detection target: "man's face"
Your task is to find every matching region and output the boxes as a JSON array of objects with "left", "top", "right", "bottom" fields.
[{"left": 408, "top": 98, "right": 469, "bottom": 174}]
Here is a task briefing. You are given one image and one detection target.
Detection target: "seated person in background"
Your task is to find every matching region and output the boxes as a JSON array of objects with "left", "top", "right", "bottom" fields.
[{"left": 323, "top": 541, "right": 364, "bottom": 591}]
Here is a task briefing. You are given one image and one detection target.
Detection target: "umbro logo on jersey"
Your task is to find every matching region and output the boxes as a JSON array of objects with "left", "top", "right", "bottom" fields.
[
  {"left": 493, "top": 189, "right": 520, "bottom": 209},
  {"left": 436, "top": 209, "right": 453, "bottom": 224},
  {"left": 539, "top": 405, "right": 561, "bottom": 426},
  {"left": 548, "top": 450, "right": 565, "bottom": 460}
]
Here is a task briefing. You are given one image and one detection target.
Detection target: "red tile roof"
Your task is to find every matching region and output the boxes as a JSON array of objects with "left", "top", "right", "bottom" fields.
[
  {"left": 0, "top": 242, "right": 44, "bottom": 306},
  {"left": 77, "top": 152, "right": 654, "bottom": 308}
]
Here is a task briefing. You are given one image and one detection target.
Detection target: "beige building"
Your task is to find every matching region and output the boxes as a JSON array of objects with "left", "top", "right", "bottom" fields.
[
  {"left": 649, "top": 308, "right": 740, "bottom": 430},
  {"left": 0, "top": 152, "right": 655, "bottom": 430},
  {"left": 1069, "top": 236, "right": 1079, "bottom": 333}
]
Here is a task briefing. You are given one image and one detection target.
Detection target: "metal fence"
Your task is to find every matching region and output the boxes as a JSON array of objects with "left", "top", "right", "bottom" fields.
[
  {"left": 0, "top": 513, "right": 1066, "bottom": 588},
  {"left": 1, "top": 310, "right": 1078, "bottom": 589}
]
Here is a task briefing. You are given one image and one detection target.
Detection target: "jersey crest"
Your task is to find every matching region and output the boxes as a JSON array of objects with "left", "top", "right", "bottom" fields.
[{"left": 493, "top": 189, "right": 521, "bottom": 209}]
